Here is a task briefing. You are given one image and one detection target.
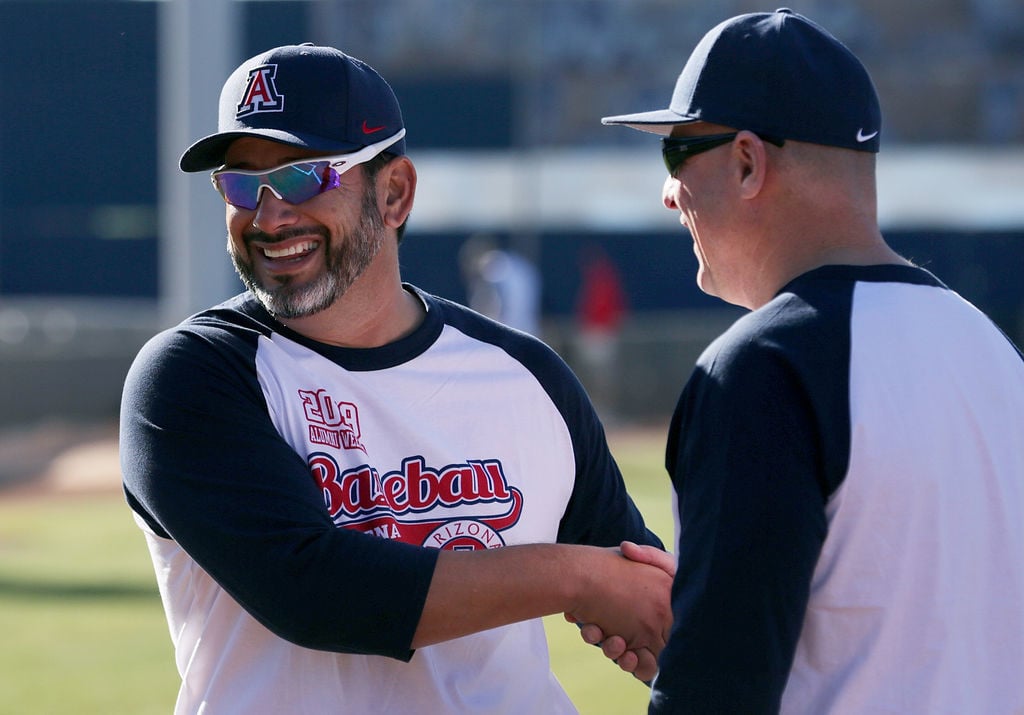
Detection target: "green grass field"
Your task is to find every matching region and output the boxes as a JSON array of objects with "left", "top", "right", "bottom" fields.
[{"left": 0, "top": 429, "right": 673, "bottom": 714}]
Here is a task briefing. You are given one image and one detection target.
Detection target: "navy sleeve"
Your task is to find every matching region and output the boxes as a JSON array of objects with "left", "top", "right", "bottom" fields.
[
  {"left": 650, "top": 295, "right": 849, "bottom": 713},
  {"left": 120, "top": 321, "right": 438, "bottom": 659}
]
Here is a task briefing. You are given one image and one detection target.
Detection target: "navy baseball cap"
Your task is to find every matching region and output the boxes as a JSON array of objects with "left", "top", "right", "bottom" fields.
[
  {"left": 180, "top": 43, "right": 406, "bottom": 172},
  {"left": 602, "top": 8, "right": 881, "bottom": 152}
]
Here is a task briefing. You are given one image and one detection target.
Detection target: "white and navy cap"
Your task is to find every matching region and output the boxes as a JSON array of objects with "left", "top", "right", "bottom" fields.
[
  {"left": 602, "top": 9, "right": 882, "bottom": 152},
  {"left": 180, "top": 43, "right": 406, "bottom": 172}
]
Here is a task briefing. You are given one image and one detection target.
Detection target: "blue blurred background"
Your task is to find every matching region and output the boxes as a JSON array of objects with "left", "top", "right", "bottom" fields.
[{"left": 1, "top": 0, "right": 1022, "bottom": 434}]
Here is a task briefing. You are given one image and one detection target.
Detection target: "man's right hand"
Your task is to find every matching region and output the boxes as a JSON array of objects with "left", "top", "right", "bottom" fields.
[
  {"left": 563, "top": 541, "right": 675, "bottom": 656},
  {"left": 568, "top": 541, "right": 677, "bottom": 681}
]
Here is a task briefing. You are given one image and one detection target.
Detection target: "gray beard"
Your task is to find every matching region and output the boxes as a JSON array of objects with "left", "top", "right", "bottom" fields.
[{"left": 231, "top": 186, "right": 386, "bottom": 320}]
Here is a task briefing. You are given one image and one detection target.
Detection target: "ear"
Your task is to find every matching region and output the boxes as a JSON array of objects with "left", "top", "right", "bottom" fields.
[
  {"left": 732, "top": 131, "right": 768, "bottom": 200},
  {"left": 378, "top": 156, "right": 417, "bottom": 229}
]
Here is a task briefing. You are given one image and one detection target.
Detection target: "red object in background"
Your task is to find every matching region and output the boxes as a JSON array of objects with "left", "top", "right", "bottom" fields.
[{"left": 578, "top": 251, "right": 626, "bottom": 333}]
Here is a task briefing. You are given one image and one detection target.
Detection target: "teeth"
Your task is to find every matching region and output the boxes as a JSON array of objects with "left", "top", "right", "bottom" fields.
[{"left": 263, "top": 241, "right": 316, "bottom": 259}]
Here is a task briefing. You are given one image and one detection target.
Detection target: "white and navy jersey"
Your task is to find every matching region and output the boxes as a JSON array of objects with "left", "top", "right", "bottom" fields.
[
  {"left": 651, "top": 265, "right": 1024, "bottom": 714},
  {"left": 120, "top": 285, "right": 661, "bottom": 715}
]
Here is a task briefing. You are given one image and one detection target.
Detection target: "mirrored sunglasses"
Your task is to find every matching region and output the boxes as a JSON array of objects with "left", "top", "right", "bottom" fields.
[
  {"left": 211, "top": 129, "right": 406, "bottom": 209},
  {"left": 662, "top": 131, "right": 784, "bottom": 175}
]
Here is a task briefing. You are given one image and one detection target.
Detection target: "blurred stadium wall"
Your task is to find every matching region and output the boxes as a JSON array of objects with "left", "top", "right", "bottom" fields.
[{"left": 1, "top": 0, "right": 1022, "bottom": 426}]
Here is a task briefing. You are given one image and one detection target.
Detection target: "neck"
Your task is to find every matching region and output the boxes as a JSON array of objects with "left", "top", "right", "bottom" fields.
[{"left": 743, "top": 222, "right": 908, "bottom": 310}]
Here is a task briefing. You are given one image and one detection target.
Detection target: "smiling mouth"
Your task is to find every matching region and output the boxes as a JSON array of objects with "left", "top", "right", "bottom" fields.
[{"left": 261, "top": 240, "right": 319, "bottom": 260}]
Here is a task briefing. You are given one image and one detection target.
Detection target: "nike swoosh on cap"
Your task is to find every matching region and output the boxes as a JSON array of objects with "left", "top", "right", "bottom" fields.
[
  {"left": 856, "top": 128, "right": 879, "bottom": 142},
  {"left": 362, "top": 120, "right": 385, "bottom": 134}
]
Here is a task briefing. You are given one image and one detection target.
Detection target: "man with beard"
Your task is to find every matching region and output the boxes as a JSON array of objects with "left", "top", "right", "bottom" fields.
[{"left": 119, "top": 44, "right": 672, "bottom": 715}]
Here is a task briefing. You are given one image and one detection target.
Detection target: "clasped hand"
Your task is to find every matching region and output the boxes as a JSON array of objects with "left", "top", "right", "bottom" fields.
[{"left": 564, "top": 541, "right": 677, "bottom": 683}]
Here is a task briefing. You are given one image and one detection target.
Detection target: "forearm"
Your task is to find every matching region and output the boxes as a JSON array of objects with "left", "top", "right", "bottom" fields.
[
  {"left": 413, "top": 544, "right": 577, "bottom": 648},
  {"left": 412, "top": 543, "right": 672, "bottom": 652}
]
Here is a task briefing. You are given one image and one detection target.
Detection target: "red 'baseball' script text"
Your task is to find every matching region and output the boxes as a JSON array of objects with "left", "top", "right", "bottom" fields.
[{"left": 309, "top": 454, "right": 514, "bottom": 520}]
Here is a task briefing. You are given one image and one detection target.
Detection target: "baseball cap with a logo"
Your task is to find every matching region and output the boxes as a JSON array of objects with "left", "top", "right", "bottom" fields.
[
  {"left": 601, "top": 8, "right": 881, "bottom": 152},
  {"left": 180, "top": 43, "right": 406, "bottom": 172}
]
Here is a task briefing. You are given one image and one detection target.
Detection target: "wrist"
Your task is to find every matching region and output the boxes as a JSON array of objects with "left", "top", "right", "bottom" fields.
[{"left": 557, "top": 544, "right": 600, "bottom": 617}]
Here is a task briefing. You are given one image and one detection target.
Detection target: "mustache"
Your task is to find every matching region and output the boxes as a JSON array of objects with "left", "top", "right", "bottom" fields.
[{"left": 244, "top": 225, "right": 330, "bottom": 244}]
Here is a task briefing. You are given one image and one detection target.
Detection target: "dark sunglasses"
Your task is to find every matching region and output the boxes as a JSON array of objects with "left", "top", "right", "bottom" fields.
[
  {"left": 662, "top": 131, "right": 785, "bottom": 175},
  {"left": 210, "top": 129, "right": 405, "bottom": 209}
]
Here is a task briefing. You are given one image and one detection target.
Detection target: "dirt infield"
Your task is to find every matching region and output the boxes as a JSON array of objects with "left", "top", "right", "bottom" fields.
[{"left": 0, "top": 420, "right": 121, "bottom": 498}]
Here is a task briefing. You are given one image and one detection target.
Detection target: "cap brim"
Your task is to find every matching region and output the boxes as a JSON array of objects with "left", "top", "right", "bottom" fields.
[
  {"left": 600, "top": 109, "right": 699, "bottom": 136},
  {"left": 179, "top": 129, "right": 366, "bottom": 172}
]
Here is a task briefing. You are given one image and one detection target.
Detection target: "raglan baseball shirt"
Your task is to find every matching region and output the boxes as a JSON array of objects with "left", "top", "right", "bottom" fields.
[
  {"left": 120, "top": 284, "right": 661, "bottom": 715},
  {"left": 649, "top": 264, "right": 1024, "bottom": 714}
]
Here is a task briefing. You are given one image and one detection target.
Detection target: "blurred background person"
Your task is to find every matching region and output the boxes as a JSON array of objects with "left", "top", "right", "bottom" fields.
[
  {"left": 459, "top": 233, "right": 541, "bottom": 335},
  {"left": 574, "top": 245, "right": 627, "bottom": 422}
]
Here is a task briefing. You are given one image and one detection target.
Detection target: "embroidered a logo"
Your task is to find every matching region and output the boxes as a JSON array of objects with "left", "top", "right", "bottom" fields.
[
  {"left": 236, "top": 64, "right": 285, "bottom": 118},
  {"left": 299, "top": 388, "right": 366, "bottom": 453}
]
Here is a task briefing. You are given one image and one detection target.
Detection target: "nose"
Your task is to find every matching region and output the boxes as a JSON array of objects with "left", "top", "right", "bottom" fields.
[
  {"left": 250, "top": 186, "right": 299, "bottom": 233},
  {"left": 662, "top": 175, "right": 680, "bottom": 211}
]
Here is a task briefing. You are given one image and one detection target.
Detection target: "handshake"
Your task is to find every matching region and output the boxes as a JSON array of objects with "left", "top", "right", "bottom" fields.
[{"left": 564, "top": 541, "right": 677, "bottom": 683}]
